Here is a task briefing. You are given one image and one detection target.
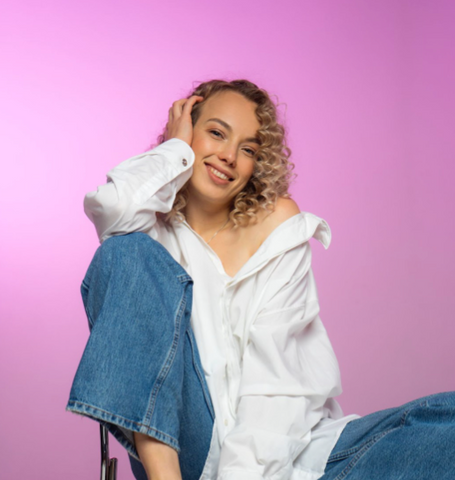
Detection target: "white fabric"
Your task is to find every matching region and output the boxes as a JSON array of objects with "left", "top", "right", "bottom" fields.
[{"left": 84, "top": 138, "right": 360, "bottom": 480}]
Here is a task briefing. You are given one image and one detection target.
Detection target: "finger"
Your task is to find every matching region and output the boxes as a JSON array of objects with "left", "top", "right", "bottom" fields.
[
  {"left": 172, "top": 101, "right": 182, "bottom": 119},
  {"left": 172, "top": 98, "right": 188, "bottom": 117},
  {"left": 182, "top": 95, "right": 204, "bottom": 115},
  {"left": 168, "top": 108, "right": 174, "bottom": 122},
  {"left": 173, "top": 98, "right": 188, "bottom": 105}
]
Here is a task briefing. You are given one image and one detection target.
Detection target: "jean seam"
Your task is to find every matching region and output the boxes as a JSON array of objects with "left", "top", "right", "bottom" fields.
[
  {"left": 81, "top": 268, "right": 112, "bottom": 332},
  {"left": 329, "top": 400, "right": 429, "bottom": 478},
  {"left": 187, "top": 329, "right": 216, "bottom": 420},
  {"left": 399, "top": 398, "right": 429, "bottom": 427},
  {"left": 328, "top": 398, "right": 431, "bottom": 464},
  {"left": 177, "top": 273, "right": 192, "bottom": 283},
  {"left": 331, "top": 427, "right": 398, "bottom": 480},
  {"left": 142, "top": 284, "right": 187, "bottom": 435},
  {"left": 327, "top": 426, "right": 389, "bottom": 463},
  {"left": 80, "top": 281, "right": 95, "bottom": 329}
]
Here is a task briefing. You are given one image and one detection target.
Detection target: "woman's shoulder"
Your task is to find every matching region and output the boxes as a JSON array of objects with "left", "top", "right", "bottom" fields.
[
  {"left": 258, "top": 196, "right": 300, "bottom": 229},
  {"left": 248, "top": 197, "right": 300, "bottom": 247},
  {"left": 267, "top": 197, "right": 300, "bottom": 222}
]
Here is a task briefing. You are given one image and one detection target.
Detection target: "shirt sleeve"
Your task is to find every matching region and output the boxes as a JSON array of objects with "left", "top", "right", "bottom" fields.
[
  {"left": 84, "top": 138, "right": 194, "bottom": 243},
  {"left": 217, "top": 244, "right": 342, "bottom": 480}
]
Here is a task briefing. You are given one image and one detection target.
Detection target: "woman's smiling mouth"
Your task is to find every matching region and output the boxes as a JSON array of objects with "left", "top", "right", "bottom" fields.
[{"left": 205, "top": 163, "right": 234, "bottom": 183}]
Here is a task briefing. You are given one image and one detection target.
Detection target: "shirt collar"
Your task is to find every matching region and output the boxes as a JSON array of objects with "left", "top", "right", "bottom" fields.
[
  {"left": 231, "top": 211, "right": 331, "bottom": 282},
  {"left": 174, "top": 211, "right": 331, "bottom": 284}
]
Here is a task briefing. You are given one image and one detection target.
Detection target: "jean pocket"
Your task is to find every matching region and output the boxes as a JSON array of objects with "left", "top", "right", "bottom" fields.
[{"left": 324, "top": 428, "right": 398, "bottom": 480}]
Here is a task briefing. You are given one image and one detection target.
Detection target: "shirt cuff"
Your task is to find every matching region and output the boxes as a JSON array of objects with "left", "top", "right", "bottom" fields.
[{"left": 149, "top": 138, "right": 195, "bottom": 172}]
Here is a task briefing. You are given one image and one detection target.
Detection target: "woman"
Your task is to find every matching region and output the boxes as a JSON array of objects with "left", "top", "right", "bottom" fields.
[{"left": 67, "top": 79, "right": 455, "bottom": 480}]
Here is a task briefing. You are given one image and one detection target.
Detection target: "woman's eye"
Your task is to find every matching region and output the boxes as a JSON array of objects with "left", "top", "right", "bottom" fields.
[
  {"left": 243, "top": 148, "right": 256, "bottom": 156},
  {"left": 210, "top": 130, "right": 223, "bottom": 138}
]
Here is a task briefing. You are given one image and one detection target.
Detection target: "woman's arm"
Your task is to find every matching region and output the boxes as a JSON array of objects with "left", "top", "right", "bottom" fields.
[
  {"left": 84, "top": 138, "right": 194, "bottom": 242},
  {"left": 85, "top": 95, "right": 203, "bottom": 243},
  {"left": 217, "top": 240, "right": 342, "bottom": 480}
]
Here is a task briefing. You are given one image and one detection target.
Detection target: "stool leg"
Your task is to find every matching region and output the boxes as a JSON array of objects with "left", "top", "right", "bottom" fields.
[
  {"left": 108, "top": 458, "right": 118, "bottom": 480},
  {"left": 100, "top": 424, "right": 118, "bottom": 480}
]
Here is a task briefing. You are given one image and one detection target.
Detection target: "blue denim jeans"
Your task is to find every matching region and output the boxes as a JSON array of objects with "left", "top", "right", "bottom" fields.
[
  {"left": 68, "top": 233, "right": 455, "bottom": 480},
  {"left": 321, "top": 391, "right": 455, "bottom": 479},
  {"left": 67, "top": 233, "right": 215, "bottom": 480}
]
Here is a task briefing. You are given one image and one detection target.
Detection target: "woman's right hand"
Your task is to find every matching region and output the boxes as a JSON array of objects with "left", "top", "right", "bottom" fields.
[{"left": 166, "top": 95, "right": 204, "bottom": 146}]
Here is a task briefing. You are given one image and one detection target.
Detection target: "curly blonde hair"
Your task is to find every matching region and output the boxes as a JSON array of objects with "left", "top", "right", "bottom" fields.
[{"left": 156, "top": 79, "right": 295, "bottom": 226}]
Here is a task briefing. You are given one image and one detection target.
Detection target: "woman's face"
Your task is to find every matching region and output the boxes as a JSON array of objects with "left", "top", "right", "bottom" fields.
[{"left": 188, "top": 90, "right": 261, "bottom": 209}]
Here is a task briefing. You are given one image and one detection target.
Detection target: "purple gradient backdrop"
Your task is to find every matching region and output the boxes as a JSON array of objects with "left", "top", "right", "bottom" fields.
[{"left": 1, "top": 1, "right": 454, "bottom": 478}]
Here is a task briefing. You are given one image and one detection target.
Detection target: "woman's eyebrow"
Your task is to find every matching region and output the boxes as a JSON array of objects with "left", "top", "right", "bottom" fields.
[{"left": 205, "top": 118, "right": 259, "bottom": 144}]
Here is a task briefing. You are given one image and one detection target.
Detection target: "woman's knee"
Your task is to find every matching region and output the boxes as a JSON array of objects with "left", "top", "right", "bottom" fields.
[
  {"left": 83, "top": 233, "right": 154, "bottom": 286},
  {"left": 418, "top": 391, "right": 455, "bottom": 407},
  {"left": 84, "top": 232, "right": 191, "bottom": 304},
  {"left": 100, "top": 232, "right": 161, "bottom": 262},
  {"left": 97, "top": 232, "right": 185, "bottom": 278}
]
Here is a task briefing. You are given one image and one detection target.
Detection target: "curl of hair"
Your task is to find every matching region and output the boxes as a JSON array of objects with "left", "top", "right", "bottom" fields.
[{"left": 155, "top": 79, "right": 295, "bottom": 227}]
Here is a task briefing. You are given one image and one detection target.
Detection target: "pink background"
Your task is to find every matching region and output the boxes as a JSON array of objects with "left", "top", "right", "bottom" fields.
[{"left": 1, "top": 0, "right": 454, "bottom": 478}]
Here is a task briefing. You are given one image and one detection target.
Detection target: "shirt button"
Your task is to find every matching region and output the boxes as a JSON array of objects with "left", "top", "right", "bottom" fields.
[{"left": 182, "top": 158, "right": 188, "bottom": 166}]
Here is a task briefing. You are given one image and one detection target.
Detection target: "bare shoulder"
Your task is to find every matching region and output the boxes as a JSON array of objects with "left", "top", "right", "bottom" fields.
[
  {"left": 268, "top": 197, "right": 300, "bottom": 224},
  {"left": 249, "top": 197, "right": 301, "bottom": 246}
]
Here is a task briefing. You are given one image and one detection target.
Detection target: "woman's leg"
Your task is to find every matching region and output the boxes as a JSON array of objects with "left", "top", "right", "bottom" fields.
[
  {"left": 322, "top": 391, "right": 455, "bottom": 480},
  {"left": 66, "top": 232, "right": 214, "bottom": 480},
  {"left": 129, "top": 326, "right": 216, "bottom": 480}
]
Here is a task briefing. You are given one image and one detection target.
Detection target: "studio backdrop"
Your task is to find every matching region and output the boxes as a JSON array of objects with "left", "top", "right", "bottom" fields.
[{"left": 1, "top": 1, "right": 454, "bottom": 478}]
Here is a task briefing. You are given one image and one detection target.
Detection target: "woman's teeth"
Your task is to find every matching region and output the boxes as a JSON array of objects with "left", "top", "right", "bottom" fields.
[{"left": 210, "top": 166, "right": 230, "bottom": 180}]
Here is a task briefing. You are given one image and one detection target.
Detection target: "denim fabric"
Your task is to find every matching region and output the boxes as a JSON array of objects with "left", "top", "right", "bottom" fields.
[
  {"left": 67, "top": 232, "right": 215, "bottom": 480},
  {"left": 321, "top": 391, "right": 455, "bottom": 480}
]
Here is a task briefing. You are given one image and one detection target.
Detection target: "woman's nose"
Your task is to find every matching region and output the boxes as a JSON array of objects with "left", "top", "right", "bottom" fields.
[{"left": 219, "top": 145, "right": 237, "bottom": 166}]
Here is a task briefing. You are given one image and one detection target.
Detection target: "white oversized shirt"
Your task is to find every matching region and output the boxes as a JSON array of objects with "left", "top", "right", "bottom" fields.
[{"left": 84, "top": 138, "right": 359, "bottom": 480}]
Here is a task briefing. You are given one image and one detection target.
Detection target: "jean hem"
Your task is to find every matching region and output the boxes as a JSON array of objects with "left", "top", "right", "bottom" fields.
[{"left": 66, "top": 399, "right": 181, "bottom": 459}]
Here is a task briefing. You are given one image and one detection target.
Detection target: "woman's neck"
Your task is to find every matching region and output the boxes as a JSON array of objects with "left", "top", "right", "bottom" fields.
[{"left": 184, "top": 199, "right": 231, "bottom": 239}]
